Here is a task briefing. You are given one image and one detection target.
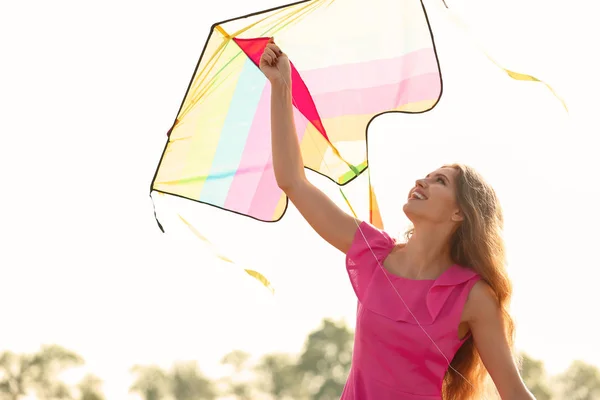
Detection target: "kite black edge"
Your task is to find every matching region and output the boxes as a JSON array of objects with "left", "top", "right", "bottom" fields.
[
  {"left": 149, "top": 0, "right": 445, "bottom": 230},
  {"left": 148, "top": 0, "right": 316, "bottom": 232},
  {"left": 152, "top": 189, "right": 290, "bottom": 224},
  {"left": 360, "top": 0, "right": 445, "bottom": 196}
]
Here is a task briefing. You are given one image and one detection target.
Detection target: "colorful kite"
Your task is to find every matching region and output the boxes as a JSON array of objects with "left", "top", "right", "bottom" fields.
[{"left": 150, "top": 0, "right": 565, "bottom": 290}]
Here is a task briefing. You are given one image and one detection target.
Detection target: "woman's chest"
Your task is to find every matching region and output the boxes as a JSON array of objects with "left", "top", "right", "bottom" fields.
[{"left": 355, "top": 302, "right": 458, "bottom": 358}]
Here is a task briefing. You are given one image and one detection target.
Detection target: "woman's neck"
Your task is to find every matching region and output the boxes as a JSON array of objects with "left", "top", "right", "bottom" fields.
[{"left": 399, "top": 223, "right": 455, "bottom": 279}]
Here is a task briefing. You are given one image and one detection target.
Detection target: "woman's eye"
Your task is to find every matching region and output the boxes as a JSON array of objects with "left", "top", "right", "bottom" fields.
[{"left": 437, "top": 177, "right": 445, "bottom": 185}]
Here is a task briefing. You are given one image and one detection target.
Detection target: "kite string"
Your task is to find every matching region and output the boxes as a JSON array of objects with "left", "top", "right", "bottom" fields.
[{"left": 273, "top": 61, "right": 486, "bottom": 397}]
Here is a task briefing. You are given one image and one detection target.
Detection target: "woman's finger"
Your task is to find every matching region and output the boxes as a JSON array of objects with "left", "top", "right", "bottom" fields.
[
  {"left": 264, "top": 46, "right": 277, "bottom": 60},
  {"left": 267, "top": 43, "right": 283, "bottom": 55},
  {"left": 261, "top": 51, "right": 274, "bottom": 66}
]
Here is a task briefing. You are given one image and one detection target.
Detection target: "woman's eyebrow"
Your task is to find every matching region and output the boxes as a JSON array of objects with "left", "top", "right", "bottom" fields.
[{"left": 426, "top": 173, "right": 449, "bottom": 181}]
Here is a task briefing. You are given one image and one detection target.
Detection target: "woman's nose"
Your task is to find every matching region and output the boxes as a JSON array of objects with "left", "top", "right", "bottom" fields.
[{"left": 415, "top": 178, "right": 427, "bottom": 188}]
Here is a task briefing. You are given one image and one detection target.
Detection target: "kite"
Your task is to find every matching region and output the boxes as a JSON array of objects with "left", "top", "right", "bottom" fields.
[{"left": 150, "top": 0, "right": 565, "bottom": 291}]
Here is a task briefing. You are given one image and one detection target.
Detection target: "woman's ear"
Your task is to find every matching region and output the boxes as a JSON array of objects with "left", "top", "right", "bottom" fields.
[{"left": 451, "top": 209, "right": 464, "bottom": 222}]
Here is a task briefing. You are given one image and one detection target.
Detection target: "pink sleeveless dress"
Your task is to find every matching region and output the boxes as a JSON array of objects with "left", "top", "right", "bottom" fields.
[{"left": 340, "top": 221, "right": 481, "bottom": 399}]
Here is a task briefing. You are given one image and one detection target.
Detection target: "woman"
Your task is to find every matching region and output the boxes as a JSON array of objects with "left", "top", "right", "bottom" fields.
[{"left": 259, "top": 40, "right": 535, "bottom": 399}]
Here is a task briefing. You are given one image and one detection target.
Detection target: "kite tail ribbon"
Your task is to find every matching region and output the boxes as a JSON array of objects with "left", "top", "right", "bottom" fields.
[
  {"left": 178, "top": 213, "right": 275, "bottom": 294},
  {"left": 151, "top": 192, "right": 275, "bottom": 294},
  {"left": 443, "top": 2, "right": 568, "bottom": 112}
]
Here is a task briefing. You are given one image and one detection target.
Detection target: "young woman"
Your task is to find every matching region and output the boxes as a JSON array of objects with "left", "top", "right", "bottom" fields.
[{"left": 259, "top": 40, "right": 535, "bottom": 400}]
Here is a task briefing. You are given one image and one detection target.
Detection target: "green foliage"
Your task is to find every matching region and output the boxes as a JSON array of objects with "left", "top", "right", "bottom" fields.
[
  {"left": 129, "top": 361, "right": 217, "bottom": 400},
  {"left": 77, "top": 375, "right": 105, "bottom": 400},
  {"left": 219, "top": 350, "right": 254, "bottom": 399},
  {"left": 519, "top": 353, "right": 553, "bottom": 400},
  {"left": 518, "top": 353, "right": 600, "bottom": 400},
  {"left": 2, "top": 320, "right": 600, "bottom": 399},
  {"left": 556, "top": 360, "right": 600, "bottom": 400},
  {"left": 0, "top": 345, "right": 84, "bottom": 400},
  {"left": 129, "top": 365, "right": 170, "bottom": 400},
  {"left": 254, "top": 352, "right": 304, "bottom": 399},
  {"left": 170, "top": 361, "right": 217, "bottom": 400},
  {"left": 295, "top": 319, "right": 354, "bottom": 400},
  {"left": 216, "top": 318, "right": 354, "bottom": 400}
]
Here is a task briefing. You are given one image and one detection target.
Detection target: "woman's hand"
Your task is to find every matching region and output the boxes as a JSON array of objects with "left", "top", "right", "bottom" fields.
[{"left": 259, "top": 39, "right": 291, "bottom": 87}]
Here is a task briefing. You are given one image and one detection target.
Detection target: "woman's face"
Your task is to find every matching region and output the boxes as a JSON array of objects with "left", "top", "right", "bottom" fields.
[{"left": 403, "top": 166, "right": 463, "bottom": 225}]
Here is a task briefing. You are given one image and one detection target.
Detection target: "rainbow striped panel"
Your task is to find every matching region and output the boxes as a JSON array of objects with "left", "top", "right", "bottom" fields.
[{"left": 152, "top": 0, "right": 442, "bottom": 222}]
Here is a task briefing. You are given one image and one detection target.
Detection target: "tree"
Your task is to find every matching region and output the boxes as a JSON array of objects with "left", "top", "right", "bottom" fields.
[
  {"left": 31, "top": 345, "right": 85, "bottom": 399},
  {"left": 129, "top": 365, "right": 170, "bottom": 400},
  {"left": 254, "top": 353, "right": 306, "bottom": 400},
  {"left": 77, "top": 374, "right": 105, "bottom": 400},
  {"left": 556, "top": 360, "right": 600, "bottom": 400},
  {"left": 219, "top": 350, "right": 254, "bottom": 399},
  {"left": 0, "top": 345, "right": 83, "bottom": 400},
  {"left": 169, "top": 361, "right": 216, "bottom": 400},
  {"left": 0, "top": 351, "right": 27, "bottom": 400},
  {"left": 130, "top": 362, "right": 216, "bottom": 400},
  {"left": 296, "top": 319, "right": 354, "bottom": 400},
  {"left": 519, "top": 353, "right": 553, "bottom": 400}
]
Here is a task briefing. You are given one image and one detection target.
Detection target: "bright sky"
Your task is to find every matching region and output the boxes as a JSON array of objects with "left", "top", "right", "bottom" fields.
[{"left": 1, "top": 0, "right": 599, "bottom": 399}]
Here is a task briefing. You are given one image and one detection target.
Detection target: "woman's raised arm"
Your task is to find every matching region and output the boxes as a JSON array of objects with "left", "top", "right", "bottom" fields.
[{"left": 260, "top": 40, "right": 359, "bottom": 254}]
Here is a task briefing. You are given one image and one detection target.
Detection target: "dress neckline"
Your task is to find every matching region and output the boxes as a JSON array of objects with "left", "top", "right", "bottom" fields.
[{"left": 380, "top": 244, "right": 458, "bottom": 282}]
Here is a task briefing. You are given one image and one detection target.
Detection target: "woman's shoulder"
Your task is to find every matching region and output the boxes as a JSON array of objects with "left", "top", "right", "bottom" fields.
[
  {"left": 462, "top": 279, "right": 497, "bottom": 322},
  {"left": 346, "top": 221, "right": 397, "bottom": 270},
  {"left": 349, "top": 221, "right": 397, "bottom": 251},
  {"left": 467, "top": 279, "right": 494, "bottom": 300}
]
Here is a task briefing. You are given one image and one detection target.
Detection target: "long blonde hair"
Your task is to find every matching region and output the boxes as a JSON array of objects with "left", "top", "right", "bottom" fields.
[{"left": 405, "top": 163, "right": 517, "bottom": 399}]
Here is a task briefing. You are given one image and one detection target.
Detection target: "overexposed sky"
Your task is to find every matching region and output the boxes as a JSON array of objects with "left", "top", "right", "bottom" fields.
[{"left": 1, "top": 0, "right": 599, "bottom": 399}]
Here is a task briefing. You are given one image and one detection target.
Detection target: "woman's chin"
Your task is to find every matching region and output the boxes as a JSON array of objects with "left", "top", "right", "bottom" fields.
[
  {"left": 403, "top": 199, "right": 420, "bottom": 211},
  {"left": 402, "top": 202, "right": 415, "bottom": 218},
  {"left": 403, "top": 202, "right": 427, "bottom": 221}
]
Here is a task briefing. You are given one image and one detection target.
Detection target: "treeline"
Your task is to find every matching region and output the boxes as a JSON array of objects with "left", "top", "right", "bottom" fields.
[{"left": 1, "top": 319, "right": 598, "bottom": 399}]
